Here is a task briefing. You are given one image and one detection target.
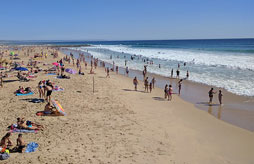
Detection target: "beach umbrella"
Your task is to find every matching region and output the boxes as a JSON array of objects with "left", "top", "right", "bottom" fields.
[
  {"left": 52, "top": 62, "right": 59, "bottom": 66},
  {"left": 10, "top": 52, "right": 14, "bottom": 55},
  {"left": 65, "top": 68, "right": 77, "bottom": 74},
  {"left": 15, "top": 67, "right": 28, "bottom": 71},
  {"left": 52, "top": 100, "right": 66, "bottom": 115}
]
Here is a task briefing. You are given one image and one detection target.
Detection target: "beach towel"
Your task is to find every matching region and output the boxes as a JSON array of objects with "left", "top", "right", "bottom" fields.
[
  {"left": 16, "top": 92, "right": 34, "bottom": 96},
  {"left": 53, "top": 88, "right": 64, "bottom": 92},
  {"left": 25, "top": 142, "right": 38, "bottom": 153},
  {"left": 10, "top": 128, "right": 38, "bottom": 133},
  {"left": 46, "top": 73, "right": 56, "bottom": 75}
]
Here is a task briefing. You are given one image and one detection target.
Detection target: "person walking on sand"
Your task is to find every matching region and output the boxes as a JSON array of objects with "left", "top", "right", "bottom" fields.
[
  {"left": 164, "top": 84, "right": 168, "bottom": 99},
  {"left": 106, "top": 67, "right": 110, "bottom": 78},
  {"left": 171, "top": 69, "right": 173, "bottom": 78},
  {"left": 168, "top": 85, "right": 173, "bottom": 101},
  {"left": 152, "top": 77, "right": 156, "bottom": 89},
  {"left": 218, "top": 90, "right": 223, "bottom": 105},
  {"left": 178, "top": 79, "right": 183, "bottom": 95},
  {"left": 144, "top": 77, "right": 149, "bottom": 92},
  {"left": 133, "top": 77, "right": 138, "bottom": 91},
  {"left": 208, "top": 88, "right": 216, "bottom": 104}
]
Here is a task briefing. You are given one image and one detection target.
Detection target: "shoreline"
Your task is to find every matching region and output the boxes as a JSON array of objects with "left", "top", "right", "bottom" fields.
[{"left": 61, "top": 48, "right": 254, "bottom": 131}]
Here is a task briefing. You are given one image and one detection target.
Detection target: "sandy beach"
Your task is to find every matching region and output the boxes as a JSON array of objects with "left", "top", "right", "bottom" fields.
[{"left": 0, "top": 46, "right": 254, "bottom": 164}]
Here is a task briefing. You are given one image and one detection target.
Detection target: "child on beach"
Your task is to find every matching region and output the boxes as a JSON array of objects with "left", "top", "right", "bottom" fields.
[
  {"left": 133, "top": 77, "right": 138, "bottom": 91},
  {"left": 168, "top": 85, "right": 173, "bottom": 101},
  {"left": 218, "top": 90, "right": 223, "bottom": 105},
  {"left": 16, "top": 134, "right": 26, "bottom": 153},
  {"left": 149, "top": 81, "right": 152, "bottom": 93}
]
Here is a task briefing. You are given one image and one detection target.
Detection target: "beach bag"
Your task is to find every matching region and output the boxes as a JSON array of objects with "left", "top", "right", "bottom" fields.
[{"left": 0, "top": 153, "right": 10, "bottom": 160}]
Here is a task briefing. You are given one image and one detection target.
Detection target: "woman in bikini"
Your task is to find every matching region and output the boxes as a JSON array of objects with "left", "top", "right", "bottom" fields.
[{"left": 38, "top": 81, "right": 44, "bottom": 99}]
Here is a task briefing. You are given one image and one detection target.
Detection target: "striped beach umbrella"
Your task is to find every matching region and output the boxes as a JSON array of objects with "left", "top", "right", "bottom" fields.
[{"left": 52, "top": 100, "right": 66, "bottom": 116}]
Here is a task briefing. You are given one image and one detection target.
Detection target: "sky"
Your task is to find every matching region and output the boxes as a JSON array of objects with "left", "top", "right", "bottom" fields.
[{"left": 0, "top": 0, "right": 253, "bottom": 40}]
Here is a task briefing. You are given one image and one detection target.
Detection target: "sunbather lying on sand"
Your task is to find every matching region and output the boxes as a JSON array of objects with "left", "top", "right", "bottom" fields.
[
  {"left": 17, "top": 118, "right": 44, "bottom": 129},
  {"left": 15, "top": 86, "right": 32, "bottom": 94},
  {"left": 17, "top": 118, "right": 42, "bottom": 130}
]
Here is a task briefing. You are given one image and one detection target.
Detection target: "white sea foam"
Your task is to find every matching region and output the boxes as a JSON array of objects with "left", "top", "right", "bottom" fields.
[
  {"left": 90, "top": 45, "right": 254, "bottom": 71},
  {"left": 76, "top": 45, "right": 254, "bottom": 96}
]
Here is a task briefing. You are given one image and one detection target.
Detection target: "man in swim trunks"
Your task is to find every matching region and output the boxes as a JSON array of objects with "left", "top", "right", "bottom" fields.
[{"left": 16, "top": 134, "right": 26, "bottom": 153}]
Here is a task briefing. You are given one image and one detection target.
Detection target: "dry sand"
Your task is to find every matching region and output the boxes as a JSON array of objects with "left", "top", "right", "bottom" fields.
[{"left": 0, "top": 46, "right": 253, "bottom": 164}]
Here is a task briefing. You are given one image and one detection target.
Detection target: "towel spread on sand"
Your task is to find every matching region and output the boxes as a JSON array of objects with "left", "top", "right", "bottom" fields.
[
  {"left": 46, "top": 73, "right": 56, "bottom": 75},
  {"left": 16, "top": 92, "right": 34, "bottom": 96},
  {"left": 25, "top": 142, "right": 38, "bottom": 153},
  {"left": 10, "top": 128, "right": 38, "bottom": 133},
  {"left": 53, "top": 88, "right": 64, "bottom": 92}
]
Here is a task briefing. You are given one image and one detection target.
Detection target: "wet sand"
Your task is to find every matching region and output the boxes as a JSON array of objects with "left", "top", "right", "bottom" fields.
[{"left": 61, "top": 48, "right": 254, "bottom": 131}]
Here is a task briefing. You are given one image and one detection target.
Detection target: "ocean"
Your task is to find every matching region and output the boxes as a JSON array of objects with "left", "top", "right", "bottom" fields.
[{"left": 2, "top": 39, "right": 254, "bottom": 96}]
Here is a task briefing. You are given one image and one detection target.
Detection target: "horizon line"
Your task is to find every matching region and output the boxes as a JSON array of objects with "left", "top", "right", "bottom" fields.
[{"left": 1, "top": 37, "right": 254, "bottom": 42}]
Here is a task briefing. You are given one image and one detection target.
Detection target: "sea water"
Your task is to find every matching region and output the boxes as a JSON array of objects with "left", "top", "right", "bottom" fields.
[{"left": 71, "top": 39, "right": 254, "bottom": 96}]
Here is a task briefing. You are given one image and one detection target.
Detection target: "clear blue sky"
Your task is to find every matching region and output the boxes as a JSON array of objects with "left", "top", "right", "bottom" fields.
[{"left": 0, "top": 0, "right": 253, "bottom": 40}]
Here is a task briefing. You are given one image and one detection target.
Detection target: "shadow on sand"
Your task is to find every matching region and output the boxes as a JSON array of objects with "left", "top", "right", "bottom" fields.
[
  {"left": 122, "top": 89, "right": 146, "bottom": 93},
  {"left": 152, "top": 97, "right": 166, "bottom": 101},
  {"left": 20, "top": 98, "right": 45, "bottom": 103},
  {"left": 196, "top": 102, "right": 220, "bottom": 106},
  {"left": 3, "top": 79, "right": 19, "bottom": 83}
]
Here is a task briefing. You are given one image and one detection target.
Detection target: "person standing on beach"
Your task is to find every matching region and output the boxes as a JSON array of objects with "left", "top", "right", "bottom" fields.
[
  {"left": 168, "top": 85, "right": 173, "bottom": 101},
  {"left": 133, "top": 77, "right": 138, "bottom": 91},
  {"left": 38, "top": 81, "right": 44, "bottom": 99},
  {"left": 218, "top": 90, "right": 223, "bottom": 105},
  {"left": 176, "top": 69, "right": 180, "bottom": 78},
  {"left": 164, "top": 84, "right": 168, "bottom": 99},
  {"left": 171, "top": 69, "right": 173, "bottom": 78},
  {"left": 149, "top": 81, "right": 153, "bottom": 93},
  {"left": 178, "top": 79, "right": 183, "bottom": 95},
  {"left": 208, "top": 88, "right": 216, "bottom": 104},
  {"left": 106, "top": 67, "right": 110, "bottom": 78},
  {"left": 116, "top": 66, "right": 118, "bottom": 74},
  {"left": 152, "top": 77, "right": 156, "bottom": 89},
  {"left": 186, "top": 70, "right": 189, "bottom": 79},
  {"left": 144, "top": 77, "right": 149, "bottom": 92},
  {"left": 126, "top": 67, "right": 129, "bottom": 76},
  {"left": 0, "top": 72, "right": 3, "bottom": 88}
]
